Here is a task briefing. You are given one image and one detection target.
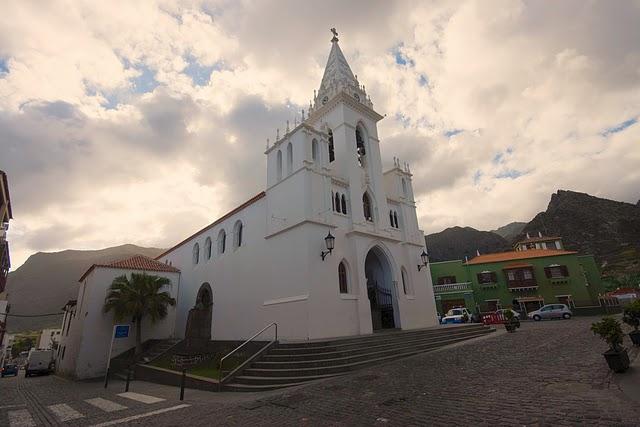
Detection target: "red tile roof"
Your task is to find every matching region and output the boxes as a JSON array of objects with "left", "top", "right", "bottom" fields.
[
  {"left": 606, "top": 287, "right": 640, "bottom": 297},
  {"left": 465, "top": 249, "right": 577, "bottom": 265},
  {"left": 502, "top": 262, "right": 533, "bottom": 269},
  {"left": 79, "top": 255, "right": 180, "bottom": 282},
  {"left": 155, "top": 191, "right": 266, "bottom": 260}
]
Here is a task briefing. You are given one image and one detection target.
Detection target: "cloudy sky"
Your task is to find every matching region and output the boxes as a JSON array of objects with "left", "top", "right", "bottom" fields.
[{"left": 2, "top": 0, "right": 639, "bottom": 270}]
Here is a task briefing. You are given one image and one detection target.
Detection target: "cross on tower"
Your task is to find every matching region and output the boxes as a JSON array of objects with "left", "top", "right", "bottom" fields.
[{"left": 330, "top": 27, "right": 339, "bottom": 42}]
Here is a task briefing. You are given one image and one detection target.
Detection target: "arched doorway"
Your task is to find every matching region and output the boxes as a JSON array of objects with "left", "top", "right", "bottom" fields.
[
  {"left": 365, "top": 246, "right": 397, "bottom": 330},
  {"left": 185, "top": 283, "right": 213, "bottom": 352}
]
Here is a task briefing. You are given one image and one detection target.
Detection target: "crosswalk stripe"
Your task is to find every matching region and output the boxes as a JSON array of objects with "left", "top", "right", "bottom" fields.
[
  {"left": 48, "top": 403, "right": 84, "bottom": 422},
  {"left": 85, "top": 397, "right": 127, "bottom": 412},
  {"left": 7, "top": 409, "right": 36, "bottom": 427},
  {"left": 89, "top": 404, "right": 190, "bottom": 427},
  {"left": 117, "top": 392, "right": 165, "bottom": 404}
]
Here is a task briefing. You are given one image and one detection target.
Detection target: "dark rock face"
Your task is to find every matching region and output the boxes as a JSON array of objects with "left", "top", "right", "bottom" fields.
[
  {"left": 491, "top": 222, "right": 527, "bottom": 242},
  {"left": 425, "top": 226, "right": 510, "bottom": 262},
  {"left": 517, "top": 190, "right": 640, "bottom": 274}
]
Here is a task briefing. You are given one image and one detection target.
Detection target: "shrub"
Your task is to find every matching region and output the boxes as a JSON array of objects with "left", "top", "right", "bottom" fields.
[
  {"left": 622, "top": 300, "right": 640, "bottom": 331},
  {"left": 591, "top": 317, "right": 624, "bottom": 352}
]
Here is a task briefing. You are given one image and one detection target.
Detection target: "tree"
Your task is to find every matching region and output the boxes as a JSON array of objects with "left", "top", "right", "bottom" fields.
[{"left": 103, "top": 273, "right": 176, "bottom": 357}]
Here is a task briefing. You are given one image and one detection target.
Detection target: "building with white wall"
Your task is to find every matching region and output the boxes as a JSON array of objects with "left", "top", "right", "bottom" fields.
[
  {"left": 57, "top": 31, "right": 438, "bottom": 379},
  {"left": 56, "top": 256, "right": 180, "bottom": 379},
  {"left": 37, "top": 328, "right": 62, "bottom": 350},
  {"left": 158, "top": 30, "right": 438, "bottom": 342}
]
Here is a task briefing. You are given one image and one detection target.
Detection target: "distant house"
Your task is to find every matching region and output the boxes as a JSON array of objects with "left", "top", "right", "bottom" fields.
[
  {"left": 605, "top": 287, "right": 640, "bottom": 305},
  {"left": 429, "top": 235, "right": 606, "bottom": 314},
  {"left": 36, "top": 328, "right": 62, "bottom": 350}
]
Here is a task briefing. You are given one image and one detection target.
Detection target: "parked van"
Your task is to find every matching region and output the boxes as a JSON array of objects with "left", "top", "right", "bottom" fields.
[{"left": 25, "top": 349, "right": 54, "bottom": 377}]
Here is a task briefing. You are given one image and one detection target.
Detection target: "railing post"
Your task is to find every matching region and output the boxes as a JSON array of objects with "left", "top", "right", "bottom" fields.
[
  {"left": 180, "top": 369, "right": 186, "bottom": 401},
  {"left": 103, "top": 368, "right": 109, "bottom": 389},
  {"left": 125, "top": 367, "right": 131, "bottom": 392}
]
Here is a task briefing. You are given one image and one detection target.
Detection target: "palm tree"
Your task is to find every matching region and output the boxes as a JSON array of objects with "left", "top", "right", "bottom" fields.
[{"left": 103, "top": 273, "right": 176, "bottom": 357}]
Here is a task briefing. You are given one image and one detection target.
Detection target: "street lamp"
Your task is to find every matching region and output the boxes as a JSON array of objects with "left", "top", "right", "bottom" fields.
[
  {"left": 417, "top": 250, "right": 429, "bottom": 271},
  {"left": 321, "top": 231, "right": 335, "bottom": 261}
]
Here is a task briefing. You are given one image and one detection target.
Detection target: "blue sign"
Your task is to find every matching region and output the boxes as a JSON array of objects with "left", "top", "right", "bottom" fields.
[{"left": 114, "top": 325, "right": 129, "bottom": 339}]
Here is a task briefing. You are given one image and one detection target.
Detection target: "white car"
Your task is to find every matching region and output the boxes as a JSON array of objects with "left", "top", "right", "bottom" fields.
[
  {"left": 528, "top": 304, "right": 572, "bottom": 321},
  {"left": 441, "top": 307, "right": 472, "bottom": 324}
]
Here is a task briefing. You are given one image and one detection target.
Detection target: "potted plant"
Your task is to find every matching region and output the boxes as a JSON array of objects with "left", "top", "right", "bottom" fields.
[
  {"left": 503, "top": 309, "right": 517, "bottom": 332},
  {"left": 591, "top": 317, "right": 630, "bottom": 373},
  {"left": 622, "top": 300, "right": 640, "bottom": 346}
]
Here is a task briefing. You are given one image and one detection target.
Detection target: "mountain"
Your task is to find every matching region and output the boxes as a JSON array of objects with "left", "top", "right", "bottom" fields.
[
  {"left": 518, "top": 190, "right": 640, "bottom": 275},
  {"left": 491, "top": 222, "right": 527, "bottom": 242},
  {"left": 5, "top": 244, "right": 165, "bottom": 333},
  {"left": 425, "top": 226, "right": 510, "bottom": 263}
]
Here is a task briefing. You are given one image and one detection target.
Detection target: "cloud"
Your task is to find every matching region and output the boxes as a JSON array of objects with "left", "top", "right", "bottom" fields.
[{"left": 1, "top": 0, "right": 640, "bottom": 269}]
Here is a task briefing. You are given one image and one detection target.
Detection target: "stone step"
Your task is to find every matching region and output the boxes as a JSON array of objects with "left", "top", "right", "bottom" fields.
[
  {"left": 232, "top": 329, "right": 494, "bottom": 386},
  {"left": 263, "top": 328, "right": 490, "bottom": 361},
  {"left": 276, "top": 324, "right": 484, "bottom": 349},
  {"left": 252, "top": 330, "right": 492, "bottom": 370},
  {"left": 222, "top": 381, "right": 313, "bottom": 392}
]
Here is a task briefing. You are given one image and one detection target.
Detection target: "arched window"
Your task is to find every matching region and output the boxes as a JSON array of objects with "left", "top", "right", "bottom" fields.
[
  {"left": 401, "top": 268, "right": 410, "bottom": 295},
  {"left": 335, "top": 192, "right": 341, "bottom": 213},
  {"left": 205, "top": 237, "right": 212, "bottom": 260},
  {"left": 312, "top": 139, "right": 318, "bottom": 162},
  {"left": 287, "top": 142, "right": 293, "bottom": 174},
  {"left": 401, "top": 178, "right": 407, "bottom": 197},
  {"left": 389, "top": 210, "right": 394, "bottom": 228},
  {"left": 394, "top": 211, "right": 399, "bottom": 229},
  {"left": 217, "top": 229, "right": 226, "bottom": 255},
  {"left": 328, "top": 129, "right": 335, "bottom": 163},
  {"left": 341, "top": 194, "right": 347, "bottom": 214},
  {"left": 193, "top": 243, "right": 200, "bottom": 265},
  {"left": 233, "top": 220, "right": 243, "bottom": 249},
  {"left": 363, "top": 193, "right": 373, "bottom": 222},
  {"left": 338, "top": 261, "right": 349, "bottom": 294},
  {"left": 355, "top": 125, "right": 366, "bottom": 166},
  {"left": 331, "top": 191, "right": 336, "bottom": 211},
  {"left": 277, "top": 150, "right": 283, "bottom": 181}
]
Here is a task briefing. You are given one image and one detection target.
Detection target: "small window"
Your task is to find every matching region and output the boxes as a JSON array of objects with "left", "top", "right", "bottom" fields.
[
  {"left": 523, "top": 269, "right": 533, "bottom": 280},
  {"left": 355, "top": 126, "right": 366, "bottom": 166},
  {"left": 507, "top": 271, "right": 516, "bottom": 281},
  {"left": 193, "top": 243, "right": 200, "bottom": 265},
  {"left": 401, "top": 268, "right": 410, "bottom": 295},
  {"left": 477, "top": 271, "right": 497, "bottom": 284},
  {"left": 277, "top": 150, "right": 283, "bottom": 181},
  {"left": 389, "top": 211, "right": 394, "bottom": 227},
  {"left": 393, "top": 211, "right": 399, "bottom": 228},
  {"left": 363, "top": 193, "right": 373, "bottom": 222},
  {"left": 312, "top": 139, "right": 318, "bottom": 162},
  {"left": 328, "top": 129, "right": 335, "bottom": 163},
  {"left": 205, "top": 237, "right": 212, "bottom": 260},
  {"left": 217, "top": 230, "right": 226, "bottom": 255},
  {"left": 233, "top": 221, "right": 243, "bottom": 249},
  {"left": 545, "top": 265, "right": 569, "bottom": 279},
  {"left": 341, "top": 194, "right": 347, "bottom": 215},
  {"left": 334, "top": 192, "right": 340, "bottom": 213},
  {"left": 338, "top": 261, "right": 348, "bottom": 294},
  {"left": 287, "top": 142, "right": 293, "bottom": 174},
  {"left": 331, "top": 191, "right": 336, "bottom": 211},
  {"left": 437, "top": 276, "right": 456, "bottom": 285},
  {"left": 401, "top": 178, "right": 408, "bottom": 197}
]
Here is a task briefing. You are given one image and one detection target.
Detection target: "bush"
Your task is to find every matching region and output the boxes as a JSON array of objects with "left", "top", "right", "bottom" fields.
[
  {"left": 622, "top": 300, "right": 640, "bottom": 331},
  {"left": 591, "top": 317, "right": 624, "bottom": 352}
]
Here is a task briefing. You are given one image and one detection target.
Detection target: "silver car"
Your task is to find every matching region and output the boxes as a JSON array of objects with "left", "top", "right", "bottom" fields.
[{"left": 528, "top": 304, "right": 572, "bottom": 321}]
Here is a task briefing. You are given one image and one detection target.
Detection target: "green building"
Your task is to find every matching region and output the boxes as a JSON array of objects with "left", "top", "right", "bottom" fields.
[{"left": 429, "top": 236, "right": 605, "bottom": 315}]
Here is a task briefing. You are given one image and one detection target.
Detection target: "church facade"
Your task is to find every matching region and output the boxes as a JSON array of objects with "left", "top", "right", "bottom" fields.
[{"left": 158, "top": 31, "right": 438, "bottom": 341}]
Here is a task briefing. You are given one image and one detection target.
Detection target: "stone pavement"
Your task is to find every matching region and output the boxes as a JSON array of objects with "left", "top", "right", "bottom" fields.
[{"left": 132, "top": 316, "right": 640, "bottom": 426}]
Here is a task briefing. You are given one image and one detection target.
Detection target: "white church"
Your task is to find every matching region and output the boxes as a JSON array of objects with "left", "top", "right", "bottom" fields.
[{"left": 57, "top": 30, "right": 438, "bottom": 379}]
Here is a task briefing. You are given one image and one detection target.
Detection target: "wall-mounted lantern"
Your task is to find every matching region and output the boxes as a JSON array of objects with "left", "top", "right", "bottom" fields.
[
  {"left": 417, "top": 250, "right": 429, "bottom": 271},
  {"left": 321, "top": 231, "right": 335, "bottom": 261}
]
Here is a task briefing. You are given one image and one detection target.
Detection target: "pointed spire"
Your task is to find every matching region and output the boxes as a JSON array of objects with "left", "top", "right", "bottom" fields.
[
  {"left": 276, "top": 128, "right": 280, "bottom": 140},
  {"left": 315, "top": 28, "right": 359, "bottom": 107}
]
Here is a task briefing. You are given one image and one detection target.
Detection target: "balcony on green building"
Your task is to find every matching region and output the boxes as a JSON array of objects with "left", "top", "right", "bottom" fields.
[{"left": 433, "top": 281, "right": 472, "bottom": 294}]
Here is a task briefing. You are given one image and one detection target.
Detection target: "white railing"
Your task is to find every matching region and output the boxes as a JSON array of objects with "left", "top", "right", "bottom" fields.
[{"left": 433, "top": 282, "right": 471, "bottom": 293}]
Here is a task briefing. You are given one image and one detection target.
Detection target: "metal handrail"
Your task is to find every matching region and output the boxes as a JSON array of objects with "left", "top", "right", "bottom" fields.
[{"left": 218, "top": 322, "right": 278, "bottom": 388}]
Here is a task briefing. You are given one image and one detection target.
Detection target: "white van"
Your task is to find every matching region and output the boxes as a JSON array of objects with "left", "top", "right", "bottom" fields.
[{"left": 25, "top": 349, "right": 54, "bottom": 377}]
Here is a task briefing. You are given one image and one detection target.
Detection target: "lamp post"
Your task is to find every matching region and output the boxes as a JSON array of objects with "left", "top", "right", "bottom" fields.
[
  {"left": 321, "top": 231, "right": 335, "bottom": 261},
  {"left": 417, "top": 250, "right": 429, "bottom": 271}
]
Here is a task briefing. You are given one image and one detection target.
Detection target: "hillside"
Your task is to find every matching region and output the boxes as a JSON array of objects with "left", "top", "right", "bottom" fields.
[
  {"left": 425, "top": 226, "right": 510, "bottom": 262},
  {"left": 491, "top": 222, "right": 527, "bottom": 242},
  {"left": 5, "top": 244, "right": 165, "bottom": 333},
  {"left": 518, "top": 190, "right": 640, "bottom": 276}
]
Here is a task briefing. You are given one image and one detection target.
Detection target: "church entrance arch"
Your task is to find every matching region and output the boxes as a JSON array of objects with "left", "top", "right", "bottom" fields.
[
  {"left": 185, "top": 283, "right": 213, "bottom": 352},
  {"left": 365, "top": 246, "right": 398, "bottom": 330}
]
